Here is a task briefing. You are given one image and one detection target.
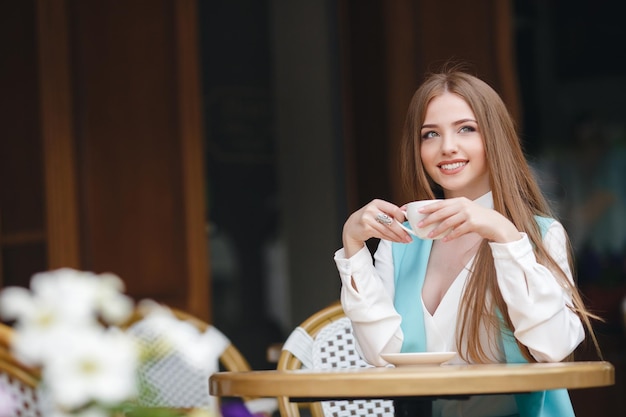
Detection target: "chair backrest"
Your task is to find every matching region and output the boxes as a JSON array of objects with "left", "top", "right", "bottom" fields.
[
  {"left": 277, "top": 302, "right": 394, "bottom": 417},
  {"left": 122, "top": 304, "right": 252, "bottom": 411},
  {"left": 0, "top": 323, "right": 46, "bottom": 417}
]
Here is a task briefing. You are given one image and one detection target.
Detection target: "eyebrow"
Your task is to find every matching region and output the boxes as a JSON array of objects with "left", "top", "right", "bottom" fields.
[{"left": 421, "top": 118, "right": 478, "bottom": 129}]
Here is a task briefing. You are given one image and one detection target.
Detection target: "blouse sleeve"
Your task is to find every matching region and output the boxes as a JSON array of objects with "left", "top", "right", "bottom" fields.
[
  {"left": 334, "top": 241, "right": 403, "bottom": 366},
  {"left": 489, "top": 221, "right": 585, "bottom": 362}
]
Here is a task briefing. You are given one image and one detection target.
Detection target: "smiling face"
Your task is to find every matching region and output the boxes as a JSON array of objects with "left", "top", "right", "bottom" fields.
[{"left": 419, "top": 92, "right": 490, "bottom": 199}]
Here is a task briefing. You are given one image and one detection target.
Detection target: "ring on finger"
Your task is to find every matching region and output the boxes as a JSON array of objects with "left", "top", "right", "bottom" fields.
[{"left": 375, "top": 212, "right": 393, "bottom": 226}]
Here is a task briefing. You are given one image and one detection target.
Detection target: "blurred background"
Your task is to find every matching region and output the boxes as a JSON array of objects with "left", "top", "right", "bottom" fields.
[{"left": 0, "top": 1, "right": 624, "bottom": 415}]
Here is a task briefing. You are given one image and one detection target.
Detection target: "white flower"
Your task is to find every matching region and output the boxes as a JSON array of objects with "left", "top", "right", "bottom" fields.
[
  {"left": 0, "top": 286, "right": 33, "bottom": 321},
  {"left": 195, "top": 326, "right": 229, "bottom": 372},
  {"left": 0, "top": 269, "right": 136, "bottom": 367},
  {"left": 134, "top": 302, "right": 225, "bottom": 372},
  {"left": 9, "top": 322, "right": 78, "bottom": 366},
  {"left": 1, "top": 269, "right": 100, "bottom": 330},
  {"left": 0, "top": 290, "right": 93, "bottom": 366},
  {"left": 0, "top": 268, "right": 207, "bottom": 417},
  {"left": 43, "top": 327, "right": 139, "bottom": 410},
  {"left": 30, "top": 269, "right": 133, "bottom": 326},
  {"left": 94, "top": 273, "right": 134, "bottom": 325},
  {"left": 30, "top": 269, "right": 104, "bottom": 321},
  {"left": 1, "top": 271, "right": 100, "bottom": 366},
  {"left": 0, "top": 284, "right": 92, "bottom": 332}
]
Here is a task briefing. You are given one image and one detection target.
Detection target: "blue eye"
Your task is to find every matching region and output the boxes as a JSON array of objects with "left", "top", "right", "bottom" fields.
[
  {"left": 459, "top": 126, "right": 476, "bottom": 133},
  {"left": 421, "top": 131, "right": 438, "bottom": 139}
]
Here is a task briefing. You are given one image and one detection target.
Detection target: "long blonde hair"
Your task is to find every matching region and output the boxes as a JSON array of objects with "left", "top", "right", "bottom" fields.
[{"left": 400, "top": 68, "right": 601, "bottom": 363}]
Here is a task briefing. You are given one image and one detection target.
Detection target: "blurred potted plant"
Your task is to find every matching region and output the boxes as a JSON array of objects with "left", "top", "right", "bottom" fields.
[{"left": 0, "top": 268, "right": 216, "bottom": 417}]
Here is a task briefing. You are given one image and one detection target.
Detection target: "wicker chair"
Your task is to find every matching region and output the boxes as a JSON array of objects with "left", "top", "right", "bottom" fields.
[
  {"left": 122, "top": 303, "right": 276, "bottom": 415},
  {"left": 277, "top": 302, "right": 394, "bottom": 417},
  {"left": 0, "top": 323, "right": 46, "bottom": 417}
]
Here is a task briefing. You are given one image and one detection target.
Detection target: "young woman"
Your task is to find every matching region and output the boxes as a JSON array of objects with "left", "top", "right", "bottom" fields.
[{"left": 334, "top": 69, "right": 600, "bottom": 417}]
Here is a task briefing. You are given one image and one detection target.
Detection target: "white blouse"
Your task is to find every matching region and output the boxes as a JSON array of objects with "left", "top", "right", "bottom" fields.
[{"left": 333, "top": 192, "right": 585, "bottom": 417}]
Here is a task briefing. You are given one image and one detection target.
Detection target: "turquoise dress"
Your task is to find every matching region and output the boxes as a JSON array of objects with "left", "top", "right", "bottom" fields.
[{"left": 391, "top": 217, "right": 575, "bottom": 417}]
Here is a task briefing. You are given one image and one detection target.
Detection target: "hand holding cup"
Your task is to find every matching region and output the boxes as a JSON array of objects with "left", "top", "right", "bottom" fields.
[{"left": 398, "top": 199, "right": 451, "bottom": 240}]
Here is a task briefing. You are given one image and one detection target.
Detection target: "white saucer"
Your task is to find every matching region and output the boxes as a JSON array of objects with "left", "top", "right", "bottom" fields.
[{"left": 381, "top": 352, "right": 456, "bottom": 367}]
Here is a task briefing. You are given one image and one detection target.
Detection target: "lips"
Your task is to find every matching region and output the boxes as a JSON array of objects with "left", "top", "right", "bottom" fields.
[{"left": 438, "top": 161, "right": 468, "bottom": 171}]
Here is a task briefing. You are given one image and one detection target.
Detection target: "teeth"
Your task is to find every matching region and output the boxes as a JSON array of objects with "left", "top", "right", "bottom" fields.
[{"left": 440, "top": 162, "right": 466, "bottom": 170}]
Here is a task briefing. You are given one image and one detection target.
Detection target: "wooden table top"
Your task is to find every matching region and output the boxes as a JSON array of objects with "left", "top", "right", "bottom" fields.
[{"left": 210, "top": 361, "right": 614, "bottom": 399}]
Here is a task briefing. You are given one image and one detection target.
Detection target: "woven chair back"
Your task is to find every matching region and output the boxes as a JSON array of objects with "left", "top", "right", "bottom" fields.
[{"left": 277, "top": 302, "right": 394, "bottom": 417}]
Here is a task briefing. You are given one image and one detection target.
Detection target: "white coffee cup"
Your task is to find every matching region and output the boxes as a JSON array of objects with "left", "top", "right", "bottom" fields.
[{"left": 397, "top": 199, "right": 451, "bottom": 240}]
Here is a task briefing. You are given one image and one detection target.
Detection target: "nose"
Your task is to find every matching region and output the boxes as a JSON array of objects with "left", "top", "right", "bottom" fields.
[{"left": 440, "top": 133, "right": 458, "bottom": 154}]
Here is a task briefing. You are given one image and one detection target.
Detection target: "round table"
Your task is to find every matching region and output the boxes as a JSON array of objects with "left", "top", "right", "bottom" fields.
[{"left": 210, "top": 361, "right": 615, "bottom": 416}]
